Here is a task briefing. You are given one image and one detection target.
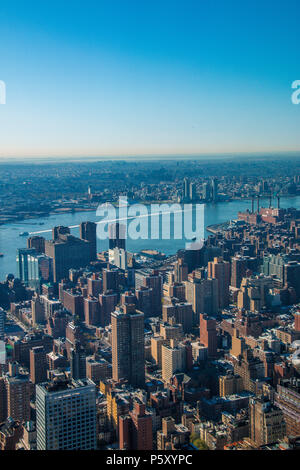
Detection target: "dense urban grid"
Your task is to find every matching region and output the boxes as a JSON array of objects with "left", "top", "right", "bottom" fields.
[{"left": 0, "top": 157, "right": 300, "bottom": 451}]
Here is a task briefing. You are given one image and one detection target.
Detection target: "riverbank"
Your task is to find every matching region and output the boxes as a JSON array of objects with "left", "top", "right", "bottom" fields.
[{"left": 0, "top": 195, "right": 299, "bottom": 281}]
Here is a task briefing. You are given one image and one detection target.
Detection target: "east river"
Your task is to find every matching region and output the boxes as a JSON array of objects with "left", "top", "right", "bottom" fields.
[{"left": 0, "top": 196, "right": 299, "bottom": 281}]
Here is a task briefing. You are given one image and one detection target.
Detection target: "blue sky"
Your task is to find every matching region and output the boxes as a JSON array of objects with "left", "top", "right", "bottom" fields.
[{"left": 0, "top": 0, "right": 300, "bottom": 159}]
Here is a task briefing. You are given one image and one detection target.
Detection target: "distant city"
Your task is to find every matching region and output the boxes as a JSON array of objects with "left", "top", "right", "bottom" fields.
[{"left": 0, "top": 156, "right": 299, "bottom": 451}]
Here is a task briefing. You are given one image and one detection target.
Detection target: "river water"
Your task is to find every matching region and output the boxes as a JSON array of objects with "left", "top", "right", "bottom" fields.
[{"left": 0, "top": 196, "right": 299, "bottom": 281}]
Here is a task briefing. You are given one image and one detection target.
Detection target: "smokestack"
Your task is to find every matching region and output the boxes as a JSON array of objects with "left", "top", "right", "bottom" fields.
[
  {"left": 257, "top": 195, "right": 260, "bottom": 213},
  {"left": 251, "top": 197, "right": 254, "bottom": 214},
  {"left": 277, "top": 195, "right": 280, "bottom": 209},
  {"left": 269, "top": 193, "right": 272, "bottom": 208}
]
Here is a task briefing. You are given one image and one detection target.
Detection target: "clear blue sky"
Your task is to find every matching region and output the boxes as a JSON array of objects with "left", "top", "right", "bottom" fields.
[{"left": 0, "top": 0, "right": 300, "bottom": 159}]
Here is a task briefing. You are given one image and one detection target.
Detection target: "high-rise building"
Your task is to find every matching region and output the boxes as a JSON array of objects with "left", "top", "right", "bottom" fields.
[
  {"left": 135, "top": 269, "right": 162, "bottom": 316},
  {"left": 119, "top": 400, "right": 153, "bottom": 450},
  {"left": 31, "top": 295, "right": 45, "bottom": 326},
  {"left": 108, "top": 222, "right": 126, "bottom": 250},
  {"left": 86, "top": 355, "right": 111, "bottom": 384},
  {"left": 275, "top": 378, "right": 300, "bottom": 437},
  {"left": 45, "top": 230, "right": 91, "bottom": 282},
  {"left": 135, "top": 286, "right": 152, "bottom": 318},
  {"left": 161, "top": 339, "right": 186, "bottom": 383},
  {"left": 87, "top": 274, "right": 102, "bottom": 297},
  {"left": 184, "top": 277, "right": 219, "bottom": 316},
  {"left": 17, "top": 248, "right": 53, "bottom": 290},
  {"left": 70, "top": 343, "right": 86, "bottom": 380},
  {"left": 102, "top": 267, "right": 119, "bottom": 292},
  {"left": 84, "top": 296, "right": 100, "bottom": 326},
  {"left": 30, "top": 346, "right": 47, "bottom": 384},
  {"left": 174, "top": 258, "right": 188, "bottom": 282},
  {"left": 231, "top": 256, "right": 248, "bottom": 288},
  {"left": 79, "top": 221, "right": 97, "bottom": 261},
  {"left": 111, "top": 304, "right": 145, "bottom": 388},
  {"left": 162, "top": 301, "right": 193, "bottom": 333},
  {"left": 27, "top": 236, "right": 45, "bottom": 254},
  {"left": 16, "top": 248, "right": 36, "bottom": 283},
  {"left": 151, "top": 336, "right": 167, "bottom": 368},
  {"left": 208, "top": 257, "right": 230, "bottom": 308},
  {"left": 219, "top": 373, "right": 243, "bottom": 397},
  {"left": 199, "top": 313, "right": 217, "bottom": 358},
  {"left": 5, "top": 373, "right": 31, "bottom": 422},
  {"left": 36, "top": 376, "right": 97, "bottom": 450},
  {"left": 249, "top": 397, "right": 286, "bottom": 447},
  {"left": 99, "top": 291, "right": 118, "bottom": 326}
]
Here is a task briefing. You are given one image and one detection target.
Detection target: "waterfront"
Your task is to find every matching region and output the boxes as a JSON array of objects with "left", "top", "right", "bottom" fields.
[{"left": 0, "top": 195, "right": 299, "bottom": 280}]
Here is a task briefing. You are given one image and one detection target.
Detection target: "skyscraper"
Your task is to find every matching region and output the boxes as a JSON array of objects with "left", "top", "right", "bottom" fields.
[
  {"left": 111, "top": 304, "right": 145, "bottom": 388},
  {"left": 45, "top": 230, "right": 91, "bottom": 282},
  {"left": 70, "top": 342, "right": 86, "bottom": 380},
  {"left": 108, "top": 222, "right": 126, "bottom": 250},
  {"left": 184, "top": 277, "right": 219, "bottom": 316},
  {"left": 16, "top": 248, "right": 37, "bottom": 285},
  {"left": 119, "top": 400, "right": 153, "bottom": 450},
  {"left": 199, "top": 313, "right": 217, "bottom": 358},
  {"left": 208, "top": 257, "right": 230, "bottom": 308},
  {"left": 161, "top": 339, "right": 186, "bottom": 383},
  {"left": 249, "top": 397, "right": 286, "bottom": 447},
  {"left": 5, "top": 373, "right": 31, "bottom": 422},
  {"left": 79, "top": 221, "right": 97, "bottom": 261},
  {"left": 30, "top": 346, "right": 47, "bottom": 384},
  {"left": 36, "top": 376, "right": 96, "bottom": 450}
]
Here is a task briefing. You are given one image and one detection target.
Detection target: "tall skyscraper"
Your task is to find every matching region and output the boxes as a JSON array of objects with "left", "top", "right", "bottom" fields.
[
  {"left": 79, "top": 221, "right": 97, "bottom": 261},
  {"left": 135, "top": 269, "right": 162, "bottom": 316},
  {"left": 231, "top": 256, "right": 247, "bottom": 288},
  {"left": 27, "top": 236, "right": 45, "bottom": 254},
  {"left": 16, "top": 248, "right": 36, "bottom": 285},
  {"left": 208, "top": 257, "right": 230, "bottom": 308},
  {"left": 111, "top": 304, "right": 145, "bottom": 388},
  {"left": 70, "top": 342, "right": 86, "bottom": 380},
  {"left": 36, "top": 376, "right": 97, "bottom": 450},
  {"left": 30, "top": 346, "right": 47, "bottom": 384},
  {"left": 184, "top": 277, "right": 219, "bottom": 316},
  {"left": 199, "top": 313, "right": 217, "bottom": 358},
  {"left": 108, "top": 222, "right": 126, "bottom": 250},
  {"left": 45, "top": 230, "right": 91, "bottom": 282},
  {"left": 102, "top": 267, "right": 119, "bottom": 292},
  {"left": 5, "top": 373, "right": 31, "bottom": 422},
  {"left": 99, "top": 290, "right": 118, "bottom": 326},
  {"left": 161, "top": 339, "right": 186, "bottom": 383}
]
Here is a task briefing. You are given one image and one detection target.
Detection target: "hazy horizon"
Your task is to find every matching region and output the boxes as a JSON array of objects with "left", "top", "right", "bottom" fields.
[{"left": 1, "top": 150, "right": 300, "bottom": 164}]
